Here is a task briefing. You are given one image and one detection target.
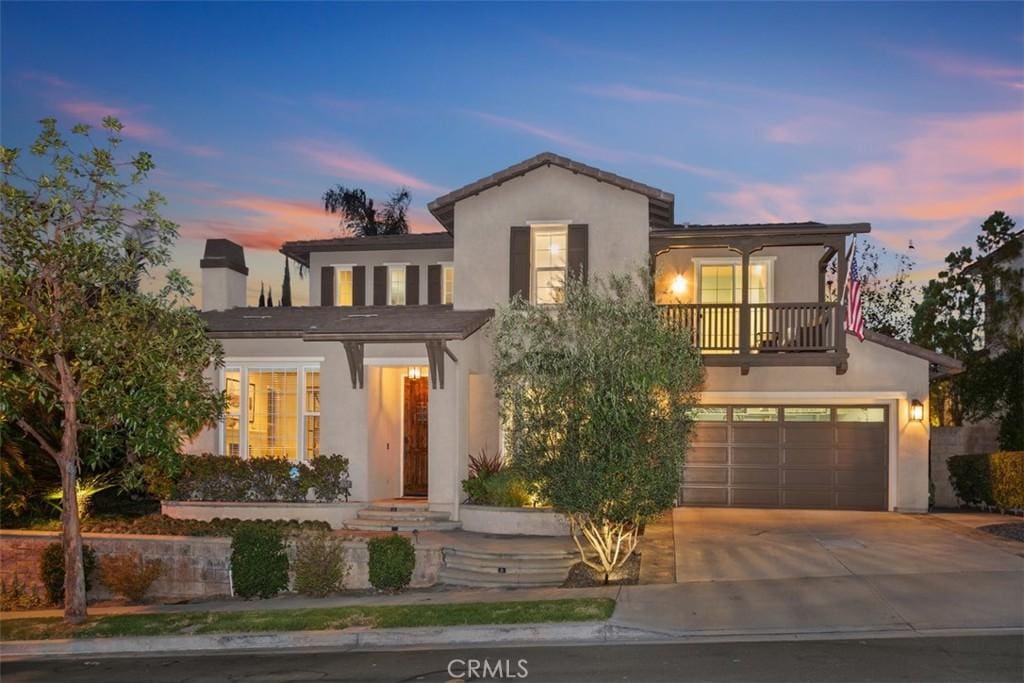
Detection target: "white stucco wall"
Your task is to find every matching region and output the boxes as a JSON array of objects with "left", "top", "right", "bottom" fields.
[
  {"left": 307, "top": 248, "right": 454, "bottom": 306},
  {"left": 201, "top": 267, "right": 248, "bottom": 311},
  {"left": 452, "top": 164, "right": 651, "bottom": 310}
]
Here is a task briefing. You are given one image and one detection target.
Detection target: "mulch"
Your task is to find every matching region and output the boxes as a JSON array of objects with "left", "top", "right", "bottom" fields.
[
  {"left": 562, "top": 553, "right": 640, "bottom": 588},
  {"left": 979, "top": 522, "right": 1024, "bottom": 543}
]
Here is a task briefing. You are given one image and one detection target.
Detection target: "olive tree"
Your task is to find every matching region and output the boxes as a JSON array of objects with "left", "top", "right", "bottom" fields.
[
  {"left": 0, "top": 118, "right": 224, "bottom": 622},
  {"left": 492, "top": 272, "right": 703, "bottom": 580}
]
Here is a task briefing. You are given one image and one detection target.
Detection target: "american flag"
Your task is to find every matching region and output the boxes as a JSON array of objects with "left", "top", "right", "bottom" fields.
[{"left": 844, "top": 241, "right": 865, "bottom": 341}]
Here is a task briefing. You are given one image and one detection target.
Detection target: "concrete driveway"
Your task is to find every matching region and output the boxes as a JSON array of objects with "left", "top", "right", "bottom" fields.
[{"left": 613, "top": 509, "right": 1024, "bottom": 636}]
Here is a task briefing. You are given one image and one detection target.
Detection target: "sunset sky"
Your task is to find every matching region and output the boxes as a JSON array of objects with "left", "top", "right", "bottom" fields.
[{"left": 2, "top": 2, "right": 1022, "bottom": 305}]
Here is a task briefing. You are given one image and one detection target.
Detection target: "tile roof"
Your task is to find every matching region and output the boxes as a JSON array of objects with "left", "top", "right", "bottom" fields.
[{"left": 280, "top": 232, "right": 453, "bottom": 267}]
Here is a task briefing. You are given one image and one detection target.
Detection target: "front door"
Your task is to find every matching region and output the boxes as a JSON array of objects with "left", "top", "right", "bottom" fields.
[{"left": 403, "top": 377, "right": 429, "bottom": 496}]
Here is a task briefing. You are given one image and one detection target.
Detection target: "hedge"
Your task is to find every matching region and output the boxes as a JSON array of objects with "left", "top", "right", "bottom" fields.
[
  {"left": 947, "top": 451, "right": 1024, "bottom": 511},
  {"left": 163, "top": 453, "right": 350, "bottom": 503}
]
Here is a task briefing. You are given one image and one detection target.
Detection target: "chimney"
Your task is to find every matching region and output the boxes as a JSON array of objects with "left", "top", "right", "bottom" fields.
[{"left": 200, "top": 239, "right": 248, "bottom": 311}]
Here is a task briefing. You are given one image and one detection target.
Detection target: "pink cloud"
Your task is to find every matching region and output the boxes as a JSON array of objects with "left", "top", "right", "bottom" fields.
[
  {"left": 901, "top": 48, "right": 1024, "bottom": 90},
  {"left": 290, "top": 141, "right": 445, "bottom": 193}
]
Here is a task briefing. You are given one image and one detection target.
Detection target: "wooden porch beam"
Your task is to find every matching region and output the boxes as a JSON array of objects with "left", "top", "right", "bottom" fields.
[
  {"left": 342, "top": 342, "right": 364, "bottom": 389},
  {"left": 426, "top": 341, "right": 446, "bottom": 390}
]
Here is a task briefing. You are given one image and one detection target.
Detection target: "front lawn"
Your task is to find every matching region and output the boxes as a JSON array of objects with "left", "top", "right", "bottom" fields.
[{"left": 0, "top": 597, "right": 615, "bottom": 641}]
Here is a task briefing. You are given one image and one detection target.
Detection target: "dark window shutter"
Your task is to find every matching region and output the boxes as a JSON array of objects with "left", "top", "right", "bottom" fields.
[
  {"left": 568, "top": 224, "right": 589, "bottom": 283},
  {"left": 509, "top": 225, "right": 530, "bottom": 301},
  {"left": 373, "top": 266, "right": 387, "bottom": 305},
  {"left": 320, "top": 266, "right": 334, "bottom": 307},
  {"left": 427, "top": 264, "right": 442, "bottom": 305},
  {"left": 352, "top": 265, "right": 366, "bottom": 306},
  {"left": 405, "top": 265, "right": 419, "bottom": 305}
]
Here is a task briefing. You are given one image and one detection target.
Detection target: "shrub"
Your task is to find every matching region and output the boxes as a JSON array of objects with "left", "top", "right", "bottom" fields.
[
  {"left": 98, "top": 553, "right": 164, "bottom": 602},
  {"left": 468, "top": 449, "right": 503, "bottom": 479},
  {"left": 367, "top": 534, "right": 415, "bottom": 592},
  {"left": 40, "top": 542, "right": 97, "bottom": 605},
  {"left": 168, "top": 453, "right": 350, "bottom": 503},
  {"left": 291, "top": 530, "right": 348, "bottom": 597},
  {"left": 948, "top": 451, "right": 1024, "bottom": 510},
  {"left": 1, "top": 578, "right": 46, "bottom": 611},
  {"left": 463, "top": 470, "right": 531, "bottom": 507},
  {"left": 230, "top": 522, "right": 289, "bottom": 598},
  {"left": 10, "top": 513, "right": 333, "bottom": 537}
]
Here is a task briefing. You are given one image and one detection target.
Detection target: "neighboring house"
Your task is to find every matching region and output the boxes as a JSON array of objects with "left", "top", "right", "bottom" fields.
[
  {"left": 963, "top": 231, "right": 1024, "bottom": 352},
  {"left": 190, "top": 152, "right": 960, "bottom": 520}
]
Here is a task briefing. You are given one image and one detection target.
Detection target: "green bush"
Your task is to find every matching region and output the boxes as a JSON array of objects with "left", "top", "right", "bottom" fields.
[
  {"left": 948, "top": 451, "right": 1024, "bottom": 510},
  {"left": 1, "top": 577, "right": 47, "bottom": 611},
  {"left": 168, "top": 453, "right": 350, "bottom": 503},
  {"left": 367, "top": 534, "right": 415, "bottom": 592},
  {"left": 462, "top": 470, "right": 531, "bottom": 507},
  {"left": 230, "top": 523, "right": 289, "bottom": 599},
  {"left": 40, "top": 542, "right": 97, "bottom": 605},
  {"left": 291, "top": 530, "right": 348, "bottom": 597}
]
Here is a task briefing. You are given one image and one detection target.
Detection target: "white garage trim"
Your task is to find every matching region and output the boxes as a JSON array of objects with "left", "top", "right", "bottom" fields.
[{"left": 698, "top": 391, "right": 905, "bottom": 512}]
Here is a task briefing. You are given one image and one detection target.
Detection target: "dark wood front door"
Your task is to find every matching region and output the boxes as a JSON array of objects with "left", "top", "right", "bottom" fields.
[{"left": 403, "top": 377, "right": 429, "bottom": 496}]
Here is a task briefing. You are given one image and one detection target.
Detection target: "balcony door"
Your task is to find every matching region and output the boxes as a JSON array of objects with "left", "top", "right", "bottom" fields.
[{"left": 696, "top": 259, "right": 773, "bottom": 352}]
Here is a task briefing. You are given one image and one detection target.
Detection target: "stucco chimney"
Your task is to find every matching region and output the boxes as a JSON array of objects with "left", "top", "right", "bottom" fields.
[{"left": 200, "top": 238, "right": 248, "bottom": 311}]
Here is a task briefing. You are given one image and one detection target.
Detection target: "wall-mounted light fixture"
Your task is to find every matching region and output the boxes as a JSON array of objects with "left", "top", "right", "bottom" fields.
[
  {"left": 910, "top": 399, "right": 924, "bottom": 422},
  {"left": 408, "top": 366, "right": 422, "bottom": 380},
  {"left": 670, "top": 273, "right": 687, "bottom": 297}
]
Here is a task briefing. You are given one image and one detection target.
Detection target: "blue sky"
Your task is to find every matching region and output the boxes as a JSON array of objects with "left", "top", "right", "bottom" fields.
[{"left": 3, "top": 2, "right": 1022, "bottom": 305}]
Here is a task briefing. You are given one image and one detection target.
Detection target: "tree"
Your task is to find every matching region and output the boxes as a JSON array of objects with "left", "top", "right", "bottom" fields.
[
  {"left": 0, "top": 118, "right": 224, "bottom": 622},
  {"left": 266, "top": 286, "right": 274, "bottom": 307},
  {"left": 258, "top": 281, "right": 266, "bottom": 307},
  {"left": 912, "top": 211, "right": 1023, "bottom": 445},
  {"left": 280, "top": 258, "right": 292, "bottom": 307},
  {"left": 322, "top": 186, "right": 411, "bottom": 237},
  {"left": 492, "top": 273, "right": 703, "bottom": 581},
  {"left": 829, "top": 238, "right": 916, "bottom": 340}
]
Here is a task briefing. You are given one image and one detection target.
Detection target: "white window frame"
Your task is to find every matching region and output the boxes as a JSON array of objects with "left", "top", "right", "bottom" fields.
[
  {"left": 439, "top": 261, "right": 455, "bottom": 305},
  {"left": 333, "top": 264, "right": 354, "bottom": 307},
  {"left": 218, "top": 359, "right": 323, "bottom": 463},
  {"left": 693, "top": 256, "right": 776, "bottom": 304},
  {"left": 529, "top": 223, "right": 569, "bottom": 305},
  {"left": 385, "top": 263, "right": 408, "bottom": 306}
]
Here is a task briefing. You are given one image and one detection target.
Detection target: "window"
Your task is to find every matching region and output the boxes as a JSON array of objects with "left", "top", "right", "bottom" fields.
[
  {"left": 836, "top": 407, "right": 886, "bottom": 423},
  {"left": 336, "top": 267, "right": 353, "bottom": 306},
  {"left": 696, "top": 258, "right": 774, "bottom": 305},
  {"left": 694, "top": 407, "right": 728, "bottom": 422},
  {"left": 304, "top": 369, "right": 320, "bottom": 459},
  {"left": 784, "top": 407, "right": 832, "bottom": 422},
  {"left": 442, "top": 265, "right": 455, "bottom": 305},
  {"left": 220, "top": 364, "right": 320, "bottom": 462},
  {"left": 733, "top": 407, "right": 778, "bottom": 422},
  {"left": 532, "top": 225, "right": 567, "bottom": 304},
  {"left": 388, "top": 266, "right": 406, "bottom": 306}
]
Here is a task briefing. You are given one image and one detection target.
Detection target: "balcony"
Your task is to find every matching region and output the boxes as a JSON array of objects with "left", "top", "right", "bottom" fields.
[{"left": 660, "top": 302, "right": 845, "bottom": 372}]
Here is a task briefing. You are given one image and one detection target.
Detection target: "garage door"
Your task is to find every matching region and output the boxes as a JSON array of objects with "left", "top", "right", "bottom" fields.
[{"left": 680, "top": 405, "right": 888, "bottom": 510}]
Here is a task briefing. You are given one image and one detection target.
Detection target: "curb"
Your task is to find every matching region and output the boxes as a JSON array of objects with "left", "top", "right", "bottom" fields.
[{"left": 3, "top": 621, "right": 1022, "bottom": 660}]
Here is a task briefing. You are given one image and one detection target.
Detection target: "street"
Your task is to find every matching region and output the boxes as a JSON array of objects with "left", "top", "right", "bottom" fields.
[{"left": 2, "top": 635, "right": 1021, "bottom": 682}]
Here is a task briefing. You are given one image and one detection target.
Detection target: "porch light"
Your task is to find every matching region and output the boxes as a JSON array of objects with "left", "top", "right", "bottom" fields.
[
  {"left": 670, "top": 273, "right": 687, "bottom": 296},
  {"left": 910, "top": 399, "right": 924, "bottom": 422},
  {"left": 408, "top": 367, "right": 422, "bottom": 380}
]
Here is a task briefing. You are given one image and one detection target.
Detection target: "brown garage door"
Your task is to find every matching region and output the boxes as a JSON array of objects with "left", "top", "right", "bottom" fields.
[{"left": 680, "top": 405, "right": 888, "bottom": 510}]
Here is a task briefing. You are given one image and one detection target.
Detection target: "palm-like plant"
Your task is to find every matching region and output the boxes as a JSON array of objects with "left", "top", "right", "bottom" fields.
[{"left": 323, "top": 186, "right": 411, "bottom": 237}]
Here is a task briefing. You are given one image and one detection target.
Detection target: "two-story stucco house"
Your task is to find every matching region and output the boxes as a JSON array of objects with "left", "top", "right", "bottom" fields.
[{"left": 188, "top": 152, "right": 960, "bottom": 527}]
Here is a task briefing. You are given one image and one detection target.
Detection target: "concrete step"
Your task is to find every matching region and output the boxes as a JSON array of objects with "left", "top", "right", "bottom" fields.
[
  {"left": 344, "top": 518, "right": 462, "bottom": 532},
  {"left": 437, "top": 566, "right": 570, "bottom": 587},
  {"left": 443, "top": 546, "right": 577, "bottom": 563},
  {"left": 443, "top": 556, "right": 574, "bottom": 575},
  {"left": 356, "top": 509, "right": 452, "bottom": 522},
  {"left": 362, "top": 499, "right": 430, "bottom": 509}
]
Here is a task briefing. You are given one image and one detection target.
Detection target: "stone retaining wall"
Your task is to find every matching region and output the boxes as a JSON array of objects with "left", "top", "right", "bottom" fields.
[{"left": 0, "top": 530, "right": 232, "bottom": 602}]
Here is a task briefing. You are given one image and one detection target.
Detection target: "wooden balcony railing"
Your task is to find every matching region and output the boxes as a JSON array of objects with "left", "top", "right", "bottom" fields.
[{"left": 659, "top": 302, "right": 841, "bottom": 355}]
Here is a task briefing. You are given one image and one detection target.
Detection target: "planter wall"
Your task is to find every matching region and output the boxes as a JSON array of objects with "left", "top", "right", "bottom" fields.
[
  {"left": 458, "top": 505, "right": 570, "bottom": 536},
  {"left": 161, "top": 500, "right": 363, "bottom": 529},
  {"left": 1, "top": 530, "right": 232, "bottom": 602}
]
